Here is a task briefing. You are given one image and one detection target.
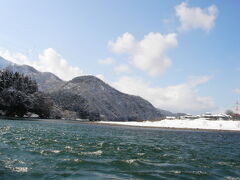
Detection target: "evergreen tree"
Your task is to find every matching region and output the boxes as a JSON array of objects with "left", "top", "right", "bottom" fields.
[
  {"left": 0, "top": 70, "right": 52, "bottom": 118},
  {"left": 30, "top": 92, "right": 53, "bottom": 118}
]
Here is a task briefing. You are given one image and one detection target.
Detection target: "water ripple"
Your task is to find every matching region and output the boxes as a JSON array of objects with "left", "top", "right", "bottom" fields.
[{"left": 0, "top": 119, "right": 240, "bottom": 179}]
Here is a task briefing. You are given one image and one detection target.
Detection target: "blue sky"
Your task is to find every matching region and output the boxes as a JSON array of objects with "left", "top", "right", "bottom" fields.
[{"left": 0, "top": 0, "right": 239, "bottom": 114}]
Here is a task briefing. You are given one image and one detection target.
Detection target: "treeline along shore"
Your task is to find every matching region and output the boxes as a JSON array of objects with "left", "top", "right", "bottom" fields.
[
  {"left": 0, "top": 70, "right": 99, "bottom": 120},
  {"left": 0, "top": 70, "right": 52, "bottom": 119}
]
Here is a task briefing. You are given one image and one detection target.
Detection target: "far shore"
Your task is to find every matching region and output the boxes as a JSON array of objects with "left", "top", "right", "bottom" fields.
[
  {"left": 94, "top": 121, "right": 240, "bottom": 133},
  {"left": 1, "top": 116, "right": 240, "bottom": 133}
]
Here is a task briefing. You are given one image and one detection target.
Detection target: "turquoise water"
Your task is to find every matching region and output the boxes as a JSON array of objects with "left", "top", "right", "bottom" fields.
[{"left": 0, "top": 119, "right": 240, "bottom": 179}]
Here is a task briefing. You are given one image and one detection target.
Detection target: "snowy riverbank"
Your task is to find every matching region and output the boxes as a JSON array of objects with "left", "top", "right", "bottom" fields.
[{"left": 99, "top": 118, "right": 240, "bottom": 131}]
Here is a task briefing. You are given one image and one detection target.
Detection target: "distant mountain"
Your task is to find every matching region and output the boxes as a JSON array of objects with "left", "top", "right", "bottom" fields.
[
  {"left": 157, "top": 109, "right": 186, "bottom": 117},
  {"left": 0, "top": 56, "right": 182, "bottom": 121},
  {"left": 5, "top": 64, "right": 65, "bottom": 92},
  {"left": 50, "top": 76, "right": 163, "bottom": 121},
  {"left": 0, "top": 56, "right": 65, "bottom": 92},
  {"left": 0, "top": 56, "right": 12, "bottom": 69}
]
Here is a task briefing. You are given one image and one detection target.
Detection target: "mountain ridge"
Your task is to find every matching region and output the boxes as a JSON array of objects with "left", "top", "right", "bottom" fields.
[
  {"left": 5, "top": 63, "right": 65, "bottom": 92},
  {"left": 51, "top": 75, "right": 163, "bottom": 121},
  {"left": 0, "top": 56, "right": 183, "bottom": 121}
]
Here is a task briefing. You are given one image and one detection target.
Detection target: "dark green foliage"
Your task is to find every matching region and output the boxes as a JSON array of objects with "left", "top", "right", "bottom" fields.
[
  {"left": 0, "top": 89, "right": 32, "bottom": 117},
  {"left": 50, "top": 91, "right": 101, "bottom": 120},
  {"left": 31, "top": 92, "right": 53, "bottom": 118},
  {"left": 0, "top": 71, "right": 38, "bottom": 93},
  {"left": 88, "top": 112, "right": 100, "bottom": 121},
  {"left": 0, "top": 70, "right": 52, "bottom": 118}
]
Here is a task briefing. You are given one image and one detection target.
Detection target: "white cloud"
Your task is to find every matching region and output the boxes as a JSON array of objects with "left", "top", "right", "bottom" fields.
[
  {"left": 175, "top": 2, "right": 218, "bottom": 32},
  {"left": 98, "top": 57, "right": 114, "bottom": 65},
  {"left": 0, "top": 48, "right": 32, "bottom": 65},
  {"left": 109, "top": 32, "right": 177, "bottom": 76},
  {"left": 0, "top": 48, "right": 83, "bottom": 81},
  {"left": 187, "top": 75, "right": 212, "bottom": 87},
  {"left": 38, "top": 48, "right": 83, "bottom": 80},
  {"left": 114, "top": 64, "right": 131, "bottom": 73},
  {"left": 108, "top": 32, "right": 135, "bottom": 54},
  {"left": 234, "top": 88, "right": 240, "bottom": 94},
  {"left": 112, "top": 76, "right": 216, "bottom": 114}
]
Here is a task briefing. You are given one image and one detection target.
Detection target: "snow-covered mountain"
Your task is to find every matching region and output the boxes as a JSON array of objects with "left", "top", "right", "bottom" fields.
[
  {"left": 5, "top": 64, "right": 65, "bottom": 92},
  {"left": 0, "top": 56, "right": 178, "bottom": 121},
  {"left": 0, "top": 56, "right": 12, "bottom": 69},
  {"left": 50, "top": 75, "right": 163, "bottom": 121}
]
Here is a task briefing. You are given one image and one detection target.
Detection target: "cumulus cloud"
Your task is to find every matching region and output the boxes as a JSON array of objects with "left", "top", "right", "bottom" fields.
[
  {"left": 98, "top": 57, "right": 114, "bottom": 65},
  {"left": 114, "top": 64, "right": 131, "bottom": 73},
  {"left": 37, "top": 48, "right": 83, "bottom": 80},
  {"left": 112, "top": 76, "right": 216, "bottom": 114},
  {"left": 108, "top": 32, "right": 177, "bottom": 76},
  {"left": 0, "top": 48, "right": 83, "bottom": 81},
  {"left": 175, "top": 2, "right": 218, "bottom": 32},
  {"left": 108, "top": 32, "right": 135, "bottom": 54},
  {"left": 0, "top": 48, "right": 32, "bottom": 65}
]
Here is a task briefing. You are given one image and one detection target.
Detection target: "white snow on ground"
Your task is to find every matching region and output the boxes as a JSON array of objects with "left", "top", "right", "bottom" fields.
[{"left": 99, "top": 118, "right": 240, "bottom": 131}]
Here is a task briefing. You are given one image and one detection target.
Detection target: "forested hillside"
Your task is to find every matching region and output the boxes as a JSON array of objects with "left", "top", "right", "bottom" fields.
[{"left": 0, "top": 70, "right": 52, "bottom": 118}]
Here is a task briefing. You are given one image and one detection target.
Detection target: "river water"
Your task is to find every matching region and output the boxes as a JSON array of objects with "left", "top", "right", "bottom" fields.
[{"left": 0, "top": 119, "right": 239, "bottom": 179}]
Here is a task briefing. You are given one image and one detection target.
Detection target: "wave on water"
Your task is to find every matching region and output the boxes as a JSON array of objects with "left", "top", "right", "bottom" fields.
[
  {"left": 123, "top": 159, "right": 137, "bottom": 164},
  {"left": 0, "top": 119, "right": 240, "bottom": 179},
  {"left": 80, "top": 150, "right": 103, "bottom": 156},
  {"left": 12, "top": 167, "right": 28, "bottom": 173},
  {"left": 50, "top": 150, "right": 61, "bottom": 153}
]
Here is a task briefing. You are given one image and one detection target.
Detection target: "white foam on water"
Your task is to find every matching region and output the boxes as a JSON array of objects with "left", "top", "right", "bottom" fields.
[
  {"left": 12, "top": 167, "right": 28, "bottom": 173},
  {"left": 51, "top": 150, "right": 60, "bottom": 153},
  {"left": 225, "top": 176, "right": 240, "bottom": 180},
  {"left": 97, "top": 142, "right": 104, "bottom": 147},
  {"left": 80, "top": 150, "right": 103, "bottom": 156},
  {"left": 73, "top": 159, "right": 82, "bottom": 162},
  {"left": 64, "top": 146, "right": 72, "bottom": 150},
  {"left": 124, "top": 159, "right": 136, "bottom": 164}
]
